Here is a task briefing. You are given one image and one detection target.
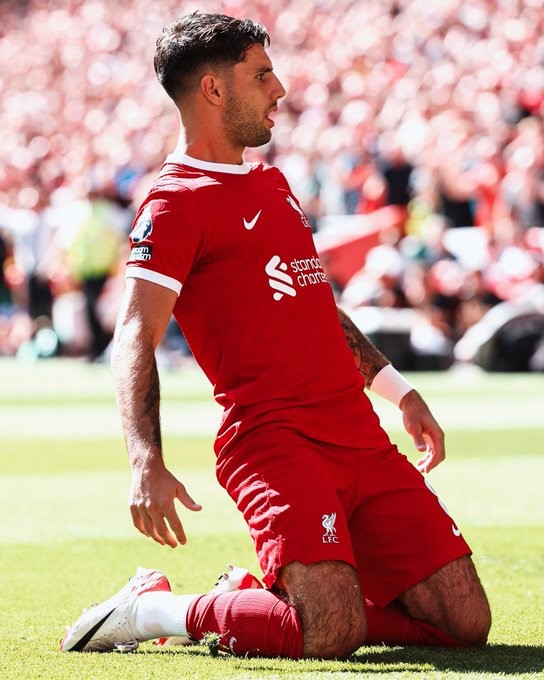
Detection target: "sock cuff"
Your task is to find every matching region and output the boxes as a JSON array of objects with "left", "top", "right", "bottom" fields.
[{"left": 134, "top": 591, "right": 197, "bottom": 640}]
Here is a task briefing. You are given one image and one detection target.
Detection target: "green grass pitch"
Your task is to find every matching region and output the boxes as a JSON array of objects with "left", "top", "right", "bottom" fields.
[{"left": 0, "top": 358, "right": 543, "bottom": 679}]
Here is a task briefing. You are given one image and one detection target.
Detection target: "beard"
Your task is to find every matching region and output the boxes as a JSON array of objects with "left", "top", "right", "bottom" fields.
[{"left": 222, "top": 90, "right": 272, "bottom": 149}]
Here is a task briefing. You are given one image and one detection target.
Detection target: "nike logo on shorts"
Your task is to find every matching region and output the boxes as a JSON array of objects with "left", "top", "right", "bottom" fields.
[{"left": 243, "top": 210, "right": 262, "bottom": 230}]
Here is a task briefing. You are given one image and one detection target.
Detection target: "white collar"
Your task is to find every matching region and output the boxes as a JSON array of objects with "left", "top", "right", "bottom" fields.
[{"left": 166, "top": 148, "right": 251, "bottom": 175}]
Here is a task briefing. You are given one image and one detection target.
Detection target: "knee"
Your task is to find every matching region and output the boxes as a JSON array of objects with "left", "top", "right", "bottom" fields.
[
  {"left": 439, "top": 584, "right": 491, "bottom": 647},
  {"left": 451, "top": 573, "right": 492, "bottom": 647},
  {"left": 320, "top": 613, "right": 366, "bottom": 659},
  {"left": 302, "top": 593, "right": 366, "bottom": 659},
  {"left": 457, "top": 602, "right": 492, "bottom": 647},
  {"left": 402, "top": 556, "right": 492, "bottom": 648},
  {"left": 279, "top": 560, "right": 366, "bottom": 659}
]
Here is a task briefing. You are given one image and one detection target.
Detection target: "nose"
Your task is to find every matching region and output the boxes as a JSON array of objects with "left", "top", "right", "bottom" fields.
[{"left": 273, "top": 74, "right": 287, "bottom": 100}]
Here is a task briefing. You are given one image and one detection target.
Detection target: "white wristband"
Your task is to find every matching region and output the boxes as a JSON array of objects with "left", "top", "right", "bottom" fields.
[{"left": 368, "top": 364, "right": 414, "bottom": 406}]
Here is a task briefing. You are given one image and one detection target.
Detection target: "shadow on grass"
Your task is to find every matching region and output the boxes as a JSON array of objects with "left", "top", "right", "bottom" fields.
[
  {"left": 159, "top": 643, "right": 544, "bottom": 675},
  {"left": 348, "top": 644, "right": 544, "bottom": 674}
]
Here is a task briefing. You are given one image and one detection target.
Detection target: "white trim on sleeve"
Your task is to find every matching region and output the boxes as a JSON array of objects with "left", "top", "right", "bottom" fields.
[{"left": 125, "top": 266, "right": 182, "bottom": 296}]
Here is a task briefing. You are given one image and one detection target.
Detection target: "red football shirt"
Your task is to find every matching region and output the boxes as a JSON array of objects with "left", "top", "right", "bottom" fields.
[{"left": 126, "top": 153, "right": 390, "bottom": 454}]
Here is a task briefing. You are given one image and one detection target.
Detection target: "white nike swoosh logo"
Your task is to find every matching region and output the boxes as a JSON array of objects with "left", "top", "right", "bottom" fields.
[
  {"left": 243, "top": 210, "right": 262, "bottom": 230},
  {"left": 452, "top": 524, "right": 462, "bottom": 537}
]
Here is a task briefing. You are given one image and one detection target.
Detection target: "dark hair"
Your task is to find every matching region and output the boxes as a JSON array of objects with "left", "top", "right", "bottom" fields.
[{"left": 154, "top": 11, "right": 270, "bottom": 102}]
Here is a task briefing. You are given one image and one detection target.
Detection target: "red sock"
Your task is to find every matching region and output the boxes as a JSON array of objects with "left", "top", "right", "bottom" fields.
[
  {"left": 364, "top": 599, "right": 465, "bottom": 647},
  {"left": 186, "top": 589, "right": 303, "bottom": 658}
]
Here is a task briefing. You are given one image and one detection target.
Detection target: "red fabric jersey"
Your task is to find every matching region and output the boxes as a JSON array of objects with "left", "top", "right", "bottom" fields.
[{"left": 126, "top": 153, "right": 391, "bottom": 455}]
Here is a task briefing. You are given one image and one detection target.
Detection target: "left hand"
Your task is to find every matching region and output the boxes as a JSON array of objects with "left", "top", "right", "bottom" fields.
[{"left": 399, "top": 389, "right": 445, "bottom": 473}]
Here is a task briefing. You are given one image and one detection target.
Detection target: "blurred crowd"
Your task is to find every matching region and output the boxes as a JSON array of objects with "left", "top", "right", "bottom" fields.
[{"left": 1, "top": 0, "right": 543, "bottom": 369}]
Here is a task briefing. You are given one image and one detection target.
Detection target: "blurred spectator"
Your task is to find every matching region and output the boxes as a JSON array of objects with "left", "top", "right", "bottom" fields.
[
  {"left": 0, "top": 230, "right": 12, "bottom": 309},
  {"left": 42, "top": 184, "right": 131, "bottom": 360},
  {"left": 375, "top": 132, "right": 415, "bottom": 213},
  {"left": 0, "top": 191, "right": 54, "bottom": 318},
  {"left": 63, "top": 191, "right": 128, "bottom": 360}
]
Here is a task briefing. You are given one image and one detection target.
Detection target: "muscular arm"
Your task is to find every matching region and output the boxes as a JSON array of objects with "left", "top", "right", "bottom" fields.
[
  {"left": 111, "top": 277, "right": 201, "bottom": 546},
  {"left": 337, "top": 306, "right": 389, "bottom": 387}
]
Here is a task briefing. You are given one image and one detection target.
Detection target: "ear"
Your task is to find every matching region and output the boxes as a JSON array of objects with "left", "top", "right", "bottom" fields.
[{"left": 200, "top": 74, "right": 226, "bottom": 106}]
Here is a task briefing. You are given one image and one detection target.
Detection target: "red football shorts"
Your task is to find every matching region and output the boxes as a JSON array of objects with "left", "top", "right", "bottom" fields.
[{"left": 216, "top": 426, "right": 471, "bottom": 607}]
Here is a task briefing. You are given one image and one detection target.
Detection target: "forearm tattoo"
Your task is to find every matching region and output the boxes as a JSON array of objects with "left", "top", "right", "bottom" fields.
[
  {"left": 337, "top": 307, "right": 389, "bottom": 386},
  {"left": 144, "top": 359, "right": 162, "bottom": 448}
]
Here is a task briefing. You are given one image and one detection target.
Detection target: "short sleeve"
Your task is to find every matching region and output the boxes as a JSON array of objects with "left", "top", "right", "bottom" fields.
[{"left": 125, "top": 190, "right": 204, "bottom": 296}]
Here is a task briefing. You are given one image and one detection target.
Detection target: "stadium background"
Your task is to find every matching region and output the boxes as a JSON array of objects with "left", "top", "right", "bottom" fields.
[
  {"left": 1, "top": 0, "right": 543, "bottom": 371},
  {"left": 0, "top": 4, "right": 543, "bottom": 675}
]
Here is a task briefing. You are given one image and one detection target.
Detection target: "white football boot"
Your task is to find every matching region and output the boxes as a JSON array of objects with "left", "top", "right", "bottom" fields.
[
  {"left": 153, "top": 565, "right": 263, "bottom": 647},
  {"left": 61, "top": 567, "right": 171, "bottom": 652},
  {"left": 211, "top": 564, "right": 263, "bottom": 594}
]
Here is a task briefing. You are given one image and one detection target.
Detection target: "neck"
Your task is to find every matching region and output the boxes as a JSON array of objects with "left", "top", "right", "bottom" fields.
[
  {"left": 186, "top": 141, "right": 245, "bottom": 165},
  {"left": 174, "top": 122, "right": 245, "bottom": 165}
]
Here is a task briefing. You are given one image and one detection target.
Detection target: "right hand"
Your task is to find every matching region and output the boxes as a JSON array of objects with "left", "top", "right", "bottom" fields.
[{"left": 129, "top": 462, "right": 202, "bottom": 548}]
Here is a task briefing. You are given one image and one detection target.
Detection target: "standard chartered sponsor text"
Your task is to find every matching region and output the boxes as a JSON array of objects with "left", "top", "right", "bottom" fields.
[{"left": 290, "top": 256, "right": 328, "bottom": 287}]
